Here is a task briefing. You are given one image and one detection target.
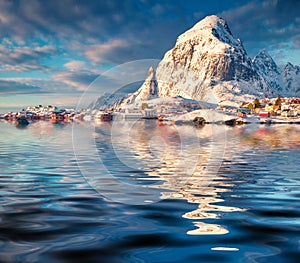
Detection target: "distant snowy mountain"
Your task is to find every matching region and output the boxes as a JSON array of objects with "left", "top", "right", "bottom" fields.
[
  {"left": 91, "top": 81, "right": 143, "bottom": 110},
  {"left": 90, "top": 92, "right": 125, "bottom": 110},
  {"left": 253, "top": 50, "right": 282, "bottom": 96},
  {"left": 282, "top": 62, "right": 300, "bottom": 97},
  {"left": 96, "top": 15, "right": 299, "bottom": 109},
  {"left": 120, "top": 67, "right": 158, "bottom": 106}
]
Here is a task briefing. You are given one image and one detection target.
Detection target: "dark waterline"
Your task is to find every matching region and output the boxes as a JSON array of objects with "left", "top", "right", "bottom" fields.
[{"left": 0, "top": 120, "right": 299, "bottom": 263}]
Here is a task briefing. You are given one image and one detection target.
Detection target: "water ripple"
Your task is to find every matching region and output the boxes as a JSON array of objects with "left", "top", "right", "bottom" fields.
[{"left": 0, "top": 121, "right": 299, "bottom": 262}]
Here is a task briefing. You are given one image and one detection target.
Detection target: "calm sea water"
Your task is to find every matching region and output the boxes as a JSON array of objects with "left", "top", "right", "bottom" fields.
[{"left": 0, "top": 119, "right": 299, "bottom": 263}]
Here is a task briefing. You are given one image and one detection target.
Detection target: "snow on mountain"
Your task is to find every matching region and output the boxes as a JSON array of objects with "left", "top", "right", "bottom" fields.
[
  {"left": 252, "top": 52, "right": 300, "bottom": 98},
  {"left": 123, "top": 15, "right": 268, "bottom": 107},
  {"left": 253, "top": 50, "right": 282, "bottom": 96},
  {"left": 91, "top": 92, "right": 125, "bottom": 110},
  {"left": 120, "top": 67, "right": 158, "bottom": 106},
  {"left": 105, "top": 15, "right": 299, "bottom": 109},
  {"left": 91, "top": 81, "right": 144, "bottom": 110},
  {"left": 282, "top": 62, "right": 300, "bottom": 97}
]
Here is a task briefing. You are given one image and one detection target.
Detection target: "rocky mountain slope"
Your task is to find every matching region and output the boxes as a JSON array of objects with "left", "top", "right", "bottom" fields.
[
  {"left": 121, "top": 67, "right": 158, "bottom": 105},
  {"left": 253, "top": 50, "right": 282, "bottom": 96},
  {"left": 282, "top": 62, "right": 300, "bottom": 97},
  {"left": 105, "top": 15, "right": 299, "bottom": 108}
]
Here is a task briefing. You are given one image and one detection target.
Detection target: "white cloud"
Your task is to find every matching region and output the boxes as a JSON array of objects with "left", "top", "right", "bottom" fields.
[
  {"left": 53, "top": 60, "right": 102, "bottom": 91},
  {"left": 0, "top": 78, "right": 41, "bottom": 94},
  {"left": 52, "top": 70, "right": 100, "bottom": 91},
  {"left": 0, "top": 43, "right": 59, "bottom": 72},
  {"left": 84, "top": 39, "right": 128, "bottom": 64},
  {"left": 0, "top": 77, "right": 83, "bottom": 95},
  {"left": 63, "top": 60, "right": 87, "bottom": 71}
]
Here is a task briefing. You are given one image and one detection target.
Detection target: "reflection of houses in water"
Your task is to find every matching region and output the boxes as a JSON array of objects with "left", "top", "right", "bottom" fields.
[
  {"left": 108, "top": 120, "right": 245, "bottom": 235},
  {"left": 238, "top": 125, "right": 300, "bottom": 149}
]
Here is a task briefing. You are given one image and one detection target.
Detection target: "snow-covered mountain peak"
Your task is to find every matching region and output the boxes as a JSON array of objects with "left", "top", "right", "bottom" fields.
[
  {"left": 147, "top": 66, "right": 155, "bottom": 77},
  {"left": 176, "top": 15, "right": 237, "bottom": 47},
  {"left": 284, "top": 62, "right": 296, "bottom": 71},
  {"left": 253, "top": 50, "right": 282, "bottom": 96},
  {"left": 253, "top": 50, "right": 279, "bottom": 73},
  {"left": 282, "top": 62, "right": 300, "bottom": 96},
  {"left": 254, "top": 50, "right": 272, "bottom": 63},
  {"left": 125, "top": 15, "right": 265, "bottom": 106},
  {"left": 189, "top": 15, "right": 227, "bottom": 32},
  {"left": 101, "top": 15, "right": 299, "bottom": 109}
]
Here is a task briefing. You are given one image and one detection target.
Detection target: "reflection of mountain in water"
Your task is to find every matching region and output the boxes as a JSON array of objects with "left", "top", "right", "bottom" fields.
[
  {"left": 94, "top": 121, "right": 300, "bottom": 235},
  {"left": 94, "top": 120, "right": 245, "bottom": 235}
]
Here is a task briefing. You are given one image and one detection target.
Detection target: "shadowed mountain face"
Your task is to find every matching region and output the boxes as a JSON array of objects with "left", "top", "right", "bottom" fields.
[
  {"left": 253, "top": 50, "right": 282, "bottom": 95},
  {"left": 282, "top": 62, "right": 300, "bottom": 96}
]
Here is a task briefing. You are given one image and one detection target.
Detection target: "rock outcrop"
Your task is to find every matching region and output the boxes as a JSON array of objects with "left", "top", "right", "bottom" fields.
[{"left": 121, "top": 67, "right": 158, "bottom": 105}]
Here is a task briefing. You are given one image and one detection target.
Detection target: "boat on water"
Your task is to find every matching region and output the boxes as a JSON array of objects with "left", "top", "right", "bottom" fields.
[
  {"left": 3, "top": 112, "right": 16, "bottom": 121},
  {"left": 124, "top": 112, "right": 143, "bottom": 120},
  {"left": 15, "top": 116, "right": 29, "bottom": 126},
  {"left": 224, "top": 118, "right": 237, "bottom": 126},
  {"left": 51, "top": 112, "right": 64, "bottom": 122},
  {"left": 122, "top": 109, "right": 143, "bottom": 120},
  {"left": 142, "top": 109, "right": 157, "bottom": 119},
  {"left": 95, "top": 111, "right": 113, "bottom": 121}
]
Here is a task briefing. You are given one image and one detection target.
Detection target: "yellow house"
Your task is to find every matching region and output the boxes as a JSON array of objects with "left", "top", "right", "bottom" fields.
[{"left": 265, "top": 105, "right": 274, "bottom": 112}]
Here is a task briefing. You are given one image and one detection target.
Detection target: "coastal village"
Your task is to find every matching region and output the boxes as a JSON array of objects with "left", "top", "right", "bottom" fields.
[{"left": 1, "top": 96, "right": 300, "bottom": 127}]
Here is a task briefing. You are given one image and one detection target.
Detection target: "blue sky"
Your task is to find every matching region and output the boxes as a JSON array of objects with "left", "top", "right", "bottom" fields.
[{"left": 0, "top": 0, "right": 299, "bottom": 108}]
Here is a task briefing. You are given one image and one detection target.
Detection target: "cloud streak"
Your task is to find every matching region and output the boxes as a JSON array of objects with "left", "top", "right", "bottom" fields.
[
  {"left": 219, "top": 0, "right": 300, "bottom": 61},
  {"left": 0, "top": 43, "right": 59, "bottom": 72},
  {"left": 83, "top": 39, "right": 129, "bottom": 64},
  {"left": 51, "top": 61, "right": 101, "bottom": 91},
  {"left": 52, "top": 71, "right": 99, "bottom": 91},
  {"left": 0, "top": 79, "right": 42, "bottom": 94}
]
